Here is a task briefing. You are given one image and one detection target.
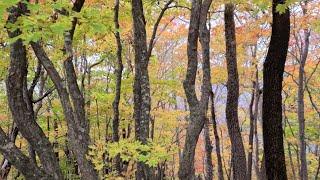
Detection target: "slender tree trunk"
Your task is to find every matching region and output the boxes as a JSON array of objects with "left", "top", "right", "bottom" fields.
[
  {"left": 112, "top": 0, "right": 123, "bottom": 174},
  {"left": 297, "top": 4, "right": 310, "bottom": 179},
  {"left": 204, "top": 118, "right": 213, "bottom": 180},
  {"left": 247, "top": 82, "right": 255, "bottom": 180},
  {"left": 210, "top": 92, "right": 224, "bottom": 180},
  {"left": 262, "top": 0, "right": 290, "bottom": 179},
  {"left": 248, "top": 63, "right": 260, "bottom": 180},
  {"left": 31, "top": 1, "right": 99, "bottom": 178},
  {"left": 224, "top": 3, "right": 247, "bottom": 179}
]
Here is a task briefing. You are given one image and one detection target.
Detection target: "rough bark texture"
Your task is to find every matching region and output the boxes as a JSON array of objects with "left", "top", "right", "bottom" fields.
[
  {"left": 210, "top": 92, "right": 224, "bottom": 180},
  {"left": 178, "top": 0, "right": 212, "bottom": 179},
  {"left": 0, "top": 124, "right": 18, "bottom": 179},
  {"left": 131, "top": 0, "right": 152, "bottom": 178},
  {"left": 31, "top": 0, "right": 98, "bottom": 179},
  {"left": 5, "top": 3, "right": 62, "bottom": 179},
  {"left": 262, "top": 0, "right": 290, "bottom": 179},
  {"left": 224, "top": 3, "right": 247, "bottom": 179},
  {"left": 112, "top": 0, "right": 123, "bottom": 173},
  {"left": 0, "top": 128, "right": 51, "bottom": 180},
  {"left": 131, "top": 0, "right": 173, "bottom": 178}
]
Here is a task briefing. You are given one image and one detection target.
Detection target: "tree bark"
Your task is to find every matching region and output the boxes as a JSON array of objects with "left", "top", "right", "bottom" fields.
[
  {"left": 112, "top": 0, "right": 123, "bottom": 174},
  {"left": 262, "top": 0, "right": 290, "bottom": 179},
  {"left": 178, "top": 0, "right": 212, "bottom": 179},
  {"left": 210, "top": 92, "right": 224, "bottom": 180},
  {"left": 131, "top": 0, "right": 173, "bottom": 178},
  {"left": 0, "top": 128, "right": 51, "bottom": 180},
  {"left": 131, "top": 0, "right": 152, "bottom": 178},
  {"left": 30, "top": 0, "right": 98, "bottom": 178},
  {"left": 224, "top": 3, "right": 247, "bottom": 179},
  {"left": 5, "top": 2, "right": 62, "bottom": 179}
]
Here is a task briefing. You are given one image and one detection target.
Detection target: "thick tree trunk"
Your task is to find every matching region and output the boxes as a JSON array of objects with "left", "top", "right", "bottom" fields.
[
  {"left": 112, "top": 0, "right": 123, "bottom": 174},
  {"left": 262, "top": 0, "right": 290, "bottom": 179},
  {"left": 224, "top": 3, "right": 247, "bottom": 179},
  {"left": 131, "top": 0, "right": 152, "bottom": 178},
  {"left": 178, "top": 0, "right": 212, "bottom": 179},
  {"left": 5, "top": 3, "right": 62, "bottom": 179}
]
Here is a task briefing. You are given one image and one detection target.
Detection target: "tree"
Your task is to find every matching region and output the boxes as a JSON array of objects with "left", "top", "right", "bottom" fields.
[
  {"left": 112, "top": 0, "right": 123, "bottom": 174},
  {"left": 295, "top": 3, "right": 310, "bottom": 179},
  {"left": 262, "top": 0, "right": 290, "bottom": 179},
  {"left": 224, "top": 3, "right": 247, "bottom": 179},
  {"left": 131, "top": 0, "right": 173, "bottom": 178},
  {"left": 178, "top": 0, "right": 212, "bottom": 179},
  {"left": 5, "top": 2, "right": 63, "bottom": 179}
]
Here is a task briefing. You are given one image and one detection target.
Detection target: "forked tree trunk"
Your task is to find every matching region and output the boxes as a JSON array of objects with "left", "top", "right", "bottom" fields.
[
  {"left": 178, "top": 0, "right": 212, "bottom": 179},
  {"left": 5, "top": 2, "right": 62, "bottom": 179},
  {"left": 262, "top": 0, "right": 290, "bottom": 179}
]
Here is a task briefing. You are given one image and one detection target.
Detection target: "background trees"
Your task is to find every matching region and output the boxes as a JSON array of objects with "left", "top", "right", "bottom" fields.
[{"left": 0, "top": 0, "right": 319, "bottom": 179}]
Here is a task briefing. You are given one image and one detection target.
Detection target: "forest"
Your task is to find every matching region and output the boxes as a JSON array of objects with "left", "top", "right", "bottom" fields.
[{"left": 0, "top": 0, "right": 319, "bottom": 179}]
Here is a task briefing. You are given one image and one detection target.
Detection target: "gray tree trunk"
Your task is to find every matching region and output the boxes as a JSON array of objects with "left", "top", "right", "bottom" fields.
[
  {"left": 224, "top": 3, "right": 247, "bottom": 179},
  {"left": 178, "top": 0, "right": 212, "bottom": 179}
]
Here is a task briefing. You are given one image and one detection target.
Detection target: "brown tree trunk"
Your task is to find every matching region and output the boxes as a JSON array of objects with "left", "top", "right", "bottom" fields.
[
  {"left": 224, "top": 3, "right": 247, "bottom": 179},
  {"left": 262, "top": 0, "right": 290, "bottom": 179}
]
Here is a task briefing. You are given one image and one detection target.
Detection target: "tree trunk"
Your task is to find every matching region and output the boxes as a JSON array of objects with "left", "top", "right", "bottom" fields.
[
  {"left": 210, "top": 92, "right": 224, "bottom": 180},
  {"left": 0, "top": 128, "right": 50, "bottom": 180},
  {"left": 248, "top": 62, "right": 260, "bottom": 180},
  {"left": 297, "top": 4, "right": 310, "bottom": 179},
  {"left": 262, "top": 0, "right": 290, "bottom": 179},
  {"left": 178, "top": 0, "right": 212, "bottom": 179},
  {"left": 30, "top": 1, "right": 99, "bottom": 179},
  {"left": 204, "top": 118, "right": 213, "bottom": 180},
  {"left": 5, "top": 3, "right": 62, "bottom": 179},
  {"left": 131, "top": 0, "right": 152, "bottom": 178},
  {"left": 112, "top": 0, "right": 123, "bottom": 174},
  {"left": 224, "top": 3, "right": 247, "bottom": 179}
]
